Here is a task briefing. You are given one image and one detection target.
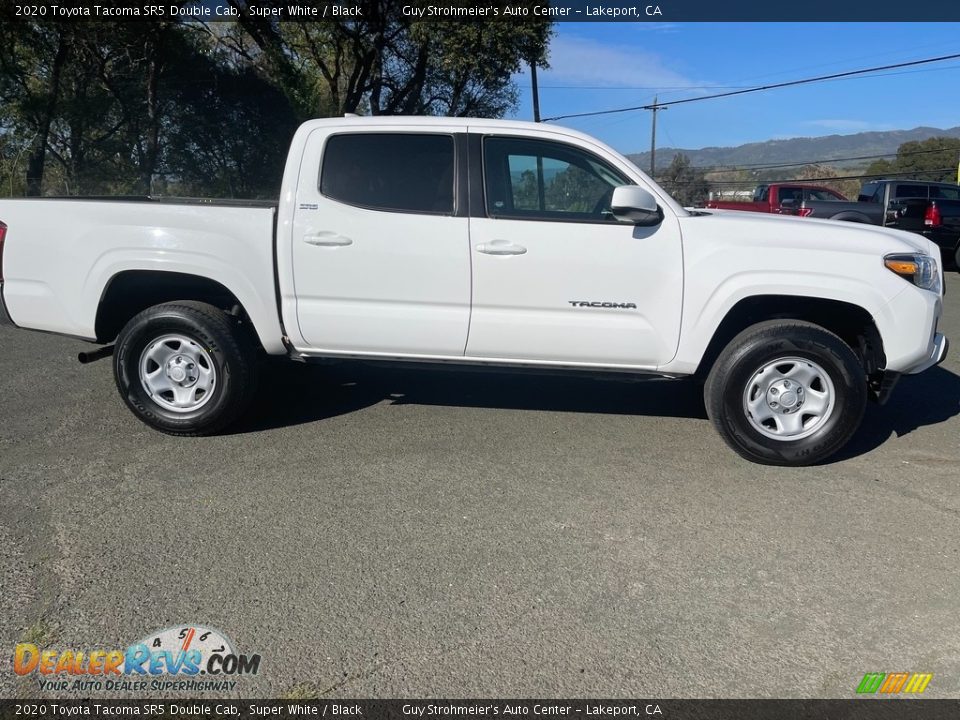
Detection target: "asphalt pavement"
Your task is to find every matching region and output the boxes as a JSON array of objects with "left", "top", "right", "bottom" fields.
[{"left": 1, "top": 274, "right": 959, "bottom": 699}]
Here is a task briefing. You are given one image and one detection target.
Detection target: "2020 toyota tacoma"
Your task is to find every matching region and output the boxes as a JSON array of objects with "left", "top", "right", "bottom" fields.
[{"left": 0, "top": 117, "right": 949, "bottom": 465}]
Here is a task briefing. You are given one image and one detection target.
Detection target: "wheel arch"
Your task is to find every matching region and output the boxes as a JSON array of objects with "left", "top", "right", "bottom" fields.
[
  {"left": 95, "top": 270, "right": 265, "bottom": 351},
  {"left": 827, "top": 212, "right": 873, "bottom": 224},
  {"left": 695, "top": 294, "right": 885, "bottom": 379}
]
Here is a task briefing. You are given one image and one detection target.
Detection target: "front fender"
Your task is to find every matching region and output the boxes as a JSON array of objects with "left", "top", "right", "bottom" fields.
[{"left": 660, "top": 269, "right": 900, "bottom": 374}]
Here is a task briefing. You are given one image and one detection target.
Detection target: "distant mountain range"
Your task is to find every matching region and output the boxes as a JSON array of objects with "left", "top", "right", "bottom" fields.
[{"left": 627, "top": 126, "right": 960, "bottom": 171}]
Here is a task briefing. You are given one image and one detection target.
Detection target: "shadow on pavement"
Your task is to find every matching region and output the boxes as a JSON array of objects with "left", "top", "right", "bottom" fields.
[
  {"left": 835, "top": 365, "right": 960, "bottom": 461},
  {"left": 230, "top": 359, "right": 708, "bottom": 434},
  {"left": 231, "top": 360, "right": 960, "bottom": 464}
]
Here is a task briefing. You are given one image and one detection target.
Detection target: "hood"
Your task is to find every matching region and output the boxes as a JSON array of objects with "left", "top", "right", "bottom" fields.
[{"left": 685, "top": 209, "right": 939, "bottom": 258}]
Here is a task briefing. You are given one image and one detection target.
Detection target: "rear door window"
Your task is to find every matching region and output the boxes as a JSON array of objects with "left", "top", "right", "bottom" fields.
[{"left": 320, "top": 133, "right": 455, "bottom": 214}]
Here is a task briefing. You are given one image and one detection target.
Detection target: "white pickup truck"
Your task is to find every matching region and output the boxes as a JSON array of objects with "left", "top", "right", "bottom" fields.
[{"left": 0, "top": 117, "right": 948, "bottom": 465}]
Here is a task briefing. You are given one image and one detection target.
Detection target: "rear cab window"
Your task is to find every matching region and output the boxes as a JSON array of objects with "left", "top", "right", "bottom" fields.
[{"left": 320, "top": 133, "right": 455, "bottom": 214}]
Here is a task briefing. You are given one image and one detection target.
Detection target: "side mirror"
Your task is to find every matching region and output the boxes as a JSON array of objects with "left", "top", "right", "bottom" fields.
[{"left": 611, "top": 186, "right": 662, "bottom": 226}]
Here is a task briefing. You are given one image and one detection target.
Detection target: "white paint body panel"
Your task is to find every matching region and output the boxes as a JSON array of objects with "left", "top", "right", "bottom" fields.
[
  {"left": 0, "top": 117, "right": 945, "bottom": 378},
  {"left": 463, "top": 122, "right": 682, "bottom": 368},
  {"left": 290, "top": 123, "right": 471, "bottom": 356},
  {"left": 0, "top": 199, "right": 286, "bottom": 354},
  {"left": 664, "top": 211, "right": 943, "bottom": 374}
]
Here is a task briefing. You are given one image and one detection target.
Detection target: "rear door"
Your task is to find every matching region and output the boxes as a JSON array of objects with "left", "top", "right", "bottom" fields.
[
  {"left": 291, "top": 127, "right": 471, "bottom": 357},
  {"left": 464, "top": 130, "right": 684, "bottom": 368}
]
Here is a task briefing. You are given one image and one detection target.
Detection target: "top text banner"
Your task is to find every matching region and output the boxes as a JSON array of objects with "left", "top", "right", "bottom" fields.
[{"left": 12, "top": 0, "right": 960, "bottom": 22}]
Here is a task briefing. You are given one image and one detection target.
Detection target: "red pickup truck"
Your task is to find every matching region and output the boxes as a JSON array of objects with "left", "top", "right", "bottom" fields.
[{"left": 705, "top": 183, "right": 847, "bottom": 213}]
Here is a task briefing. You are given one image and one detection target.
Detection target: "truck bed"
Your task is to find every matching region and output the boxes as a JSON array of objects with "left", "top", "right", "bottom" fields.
[{"left": 0, "top": 196, "right": 285, "bottom": 353}]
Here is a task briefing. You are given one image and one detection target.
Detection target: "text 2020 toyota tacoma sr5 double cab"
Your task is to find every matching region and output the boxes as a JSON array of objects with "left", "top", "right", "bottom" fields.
[{"left": 0, "top": 117, "right": 949, "bottom": 465}]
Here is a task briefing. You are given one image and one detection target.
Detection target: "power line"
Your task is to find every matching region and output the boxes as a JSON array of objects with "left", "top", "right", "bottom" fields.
[
  {"left": 671, "top": 167, "right": 955, "bottom": 186},
  {"left": 687, "top": 145, "right": 960, "bottom": 173},
  {"left": 521, "top": 62, "right": 960, "bottom": 93},
  {"left": 518, "top": 84, "right": 756, "bottom": 91},
  {"left": 542, "top": 53, "right": 960, "bottom": 122}
]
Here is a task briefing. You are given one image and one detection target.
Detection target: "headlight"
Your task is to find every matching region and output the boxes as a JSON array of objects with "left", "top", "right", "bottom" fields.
[{"left": 883, "top": 253, "right": 941, "bottom": 293}]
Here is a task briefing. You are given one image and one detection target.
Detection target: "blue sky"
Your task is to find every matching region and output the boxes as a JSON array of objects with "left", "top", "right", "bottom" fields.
[{"left": 509, "top": 23, "right": 960, "bottom": 154}]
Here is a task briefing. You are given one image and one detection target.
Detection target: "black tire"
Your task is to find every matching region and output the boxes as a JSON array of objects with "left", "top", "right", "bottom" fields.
[
  {"left": 113, "top": 301, "right": 258, "bottom": 435},
  {"left": 954, "top": 244, "right": 960, "bottom": 272},
  {"left": 704, "top": 320, "right": 867, "bottom": 466}
]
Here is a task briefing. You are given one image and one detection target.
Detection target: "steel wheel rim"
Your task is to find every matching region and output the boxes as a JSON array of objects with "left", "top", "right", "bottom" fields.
[
  {"left": 742, "top": 356, "right": 836, "bottom": 441},
  {"left": 139, "top": 334, "right": 216, "bottom": 413}
]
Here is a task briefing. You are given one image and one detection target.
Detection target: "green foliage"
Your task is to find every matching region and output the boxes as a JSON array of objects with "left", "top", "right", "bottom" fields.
[
  {"left": 229, "top": 1, "right": 551, "bottom": 118},
  {"left": 512, "top": 169, "right": 539, "bottom": 210},
  {"left": 511, "top": 164, "right": 611, "bottom": 214},
  {"left": 792, "top": 164, "right": 860, "bottom": 200},
  {"left": 545, "top": 165, "right": 608, "bottom": 212},
  {"left": 865, "top": 137, "right": 960, "bottom": 183},
  {"left": 0, "top": 10, "right": 552, "bottom": 198},
  {"left": 658, "top": 154, "right": 710, "bottom": 207},
  {"left": 864, "top": 158, "right": 895, "bottom": 178}
]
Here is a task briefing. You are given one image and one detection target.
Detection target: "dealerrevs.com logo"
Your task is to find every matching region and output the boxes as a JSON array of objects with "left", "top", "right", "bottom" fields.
[{"left": 13, "top": 625, "right": 261, "bottom": 692}]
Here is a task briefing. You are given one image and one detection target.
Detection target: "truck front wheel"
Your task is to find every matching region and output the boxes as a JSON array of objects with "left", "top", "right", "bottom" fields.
[
  {"left": 113, "top": 301, "right": 258, "bottom": 435},
  {"left": 704, "top": 320, "right": 867, "bottom": 466}
]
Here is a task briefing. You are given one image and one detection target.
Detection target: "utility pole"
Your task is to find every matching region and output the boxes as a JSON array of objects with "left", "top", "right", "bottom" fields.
[
  {"left": 530, "top": 58, "right": 541, "bottom": 122},
  {"left": 647, "top": 96, "right": 666, "bottom": 179}
]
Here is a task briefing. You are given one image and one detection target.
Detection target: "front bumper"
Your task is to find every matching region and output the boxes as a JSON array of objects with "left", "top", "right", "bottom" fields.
[{"left": 903, "top": 332, "right": 949, "bottom": 375}]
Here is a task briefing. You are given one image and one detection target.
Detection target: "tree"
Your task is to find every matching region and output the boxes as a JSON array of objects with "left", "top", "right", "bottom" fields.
[
  {"left": 0, "top": 10, "right": 551, "bottom": 198},
  {"left": 162, "top": 62, "right": 299, "bottom": 198},
  {"left": 793, "top": 163, "right": 859, "bottom": 200},
  {"left": 225, "top": 1, "right": 552, "bottom": 117},
  {"left": 0, "top": 17, "right": 70, "bottom": 195},
  {"left": 865, "top": 137, "right": 960, "bottom": 184},
  {"left": 658, "top": 154, "right": 710, "bottom": 207}
]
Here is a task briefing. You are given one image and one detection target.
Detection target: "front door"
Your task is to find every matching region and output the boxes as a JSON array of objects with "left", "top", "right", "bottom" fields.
[{"left": 465, "top": 132, "right": 684, "bottom": 368}]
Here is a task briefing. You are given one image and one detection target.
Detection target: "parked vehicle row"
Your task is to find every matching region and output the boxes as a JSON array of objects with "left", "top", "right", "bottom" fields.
[
  {"left": 707, "top": 179, "right": 960, "bottom": 269},
  {"left": 853, "top": 181, "right": 960, "bottom": 269},
  {"left": 0, "top": 118, "right": 948, "bottom": 466},
  {"left": 705, "top": 183, "right": 847, "bottom": 214}
]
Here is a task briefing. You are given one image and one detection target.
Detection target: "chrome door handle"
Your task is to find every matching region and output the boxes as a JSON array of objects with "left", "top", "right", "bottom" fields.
[
  {"left": 304, "top": 232, "right": 353, "bottom": 247},
  {"left": 476, "top": 240, "right": 527, "bottom": 256}
]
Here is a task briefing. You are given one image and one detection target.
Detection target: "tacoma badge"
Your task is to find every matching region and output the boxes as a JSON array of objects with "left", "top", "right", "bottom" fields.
[{"left": 568, "top": 301, "right": 638, "bottom": 309}]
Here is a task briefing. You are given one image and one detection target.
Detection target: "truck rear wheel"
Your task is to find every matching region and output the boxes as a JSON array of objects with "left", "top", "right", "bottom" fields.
[
  {"left": 704, "top": 320, "right": 866, "bottom": 466},
  {"left": 113, "top": 301, "right": 258, "bottom": 435}
]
